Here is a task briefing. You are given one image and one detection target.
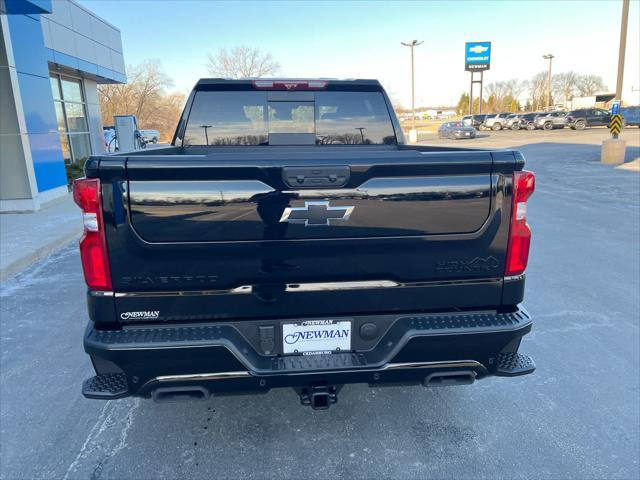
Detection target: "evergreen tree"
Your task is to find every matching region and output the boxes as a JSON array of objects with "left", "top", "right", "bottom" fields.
[{"left": 456, "top": 93, "right": 470, "bottom": 115}]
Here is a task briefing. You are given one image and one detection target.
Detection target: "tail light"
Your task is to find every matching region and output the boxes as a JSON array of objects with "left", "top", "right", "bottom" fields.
[
  {"left": 73, "top": 178, "right": 112, "bottom": 290},
  {"left": 505, "top": 170, "right": 535, "bottom": 276}
]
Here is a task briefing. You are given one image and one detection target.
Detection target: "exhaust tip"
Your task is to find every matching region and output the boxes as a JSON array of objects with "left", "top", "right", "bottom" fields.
[
  {"left": 152, "top": 386, "right": 210, "bottom": 402},
  {"left": 423, "top": 370, "right": 476, "bottom": 387}
]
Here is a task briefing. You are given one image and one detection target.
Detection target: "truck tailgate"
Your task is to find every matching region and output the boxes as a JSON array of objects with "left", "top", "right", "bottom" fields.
[{"left": 96, "top": 147, "right": 518, "bottom": 322}]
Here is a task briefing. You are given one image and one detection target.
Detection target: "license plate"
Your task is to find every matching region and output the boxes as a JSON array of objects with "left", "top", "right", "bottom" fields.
[{"left": 282, "top": 320, "right": 351, "bottom": 354}]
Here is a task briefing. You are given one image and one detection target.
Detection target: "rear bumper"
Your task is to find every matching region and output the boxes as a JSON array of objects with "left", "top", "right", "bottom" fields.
[
  {"left": 453, "top": 131, "right": 476, "bottom": 139},
  {"left": 83, "top": 308, "right": 534, "bottom": 400}
]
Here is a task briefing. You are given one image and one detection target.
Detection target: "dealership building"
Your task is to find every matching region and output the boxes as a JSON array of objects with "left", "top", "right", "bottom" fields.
[{"left": 1, "top": 0, "right": 125, "bottom": 212}]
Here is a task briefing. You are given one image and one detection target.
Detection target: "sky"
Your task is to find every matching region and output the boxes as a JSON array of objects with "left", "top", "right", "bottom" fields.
[{"left": 79, "top": 0, "right": 640, "bottom": 107}]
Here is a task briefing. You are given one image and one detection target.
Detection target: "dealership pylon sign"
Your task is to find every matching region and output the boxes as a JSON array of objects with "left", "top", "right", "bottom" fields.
[{"left": 465, "top": 42, "right": 491, "bottom": 71}]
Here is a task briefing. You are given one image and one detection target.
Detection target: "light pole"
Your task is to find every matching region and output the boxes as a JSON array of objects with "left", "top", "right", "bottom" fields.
[
  {"left": 614, "top": 0, "right": 629, "bottom": 103},
  {"left": 401, "top": 40, "right": 423, "bottom": 132},
  {"left": 542, "top": 54, "right": 554, "bottom": 109},
  {"left": 601, "top": 0, "right": 629, "bottom": 164},
  {"left": 200, "top": 125, "right": 212, "bottom": 145}
]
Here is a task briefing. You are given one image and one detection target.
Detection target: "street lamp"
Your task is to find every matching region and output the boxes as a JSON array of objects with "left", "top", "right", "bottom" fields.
[
  {"left": 542, "top": 54, "right": 554, "bottom": 109},
  {"left": 401, "top": 40, "right": 423, "bottom": 131},
  {"left": 200, "top": 125, "right": 212, "bottom": 145}
]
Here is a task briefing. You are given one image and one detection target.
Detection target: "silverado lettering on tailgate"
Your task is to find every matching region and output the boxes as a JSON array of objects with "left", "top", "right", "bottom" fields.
[{"left": 436, "top": 256, "right": 500, "bottom": 274}]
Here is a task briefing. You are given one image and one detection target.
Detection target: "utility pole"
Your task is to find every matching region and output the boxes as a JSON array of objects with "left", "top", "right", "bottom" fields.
[
  {"left": 615, "top": 0, "right": 629, "bottom": 102},
  {"left": 401, "top": 40, "right": 423, "bottom": 135},
  {"left": 601, "top": 0, "right": 629, "bottom": 164},
  {"left": 542, "top": 53, "right": 554, "bottom": 109},
  {"left": 200, "top": 125, "right": 212, "bottom": 145}
]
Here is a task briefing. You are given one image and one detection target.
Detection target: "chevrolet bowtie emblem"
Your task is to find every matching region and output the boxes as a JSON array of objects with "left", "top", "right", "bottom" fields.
[{"left": 279, "top": 201, "right": 354, "bottom": 227}]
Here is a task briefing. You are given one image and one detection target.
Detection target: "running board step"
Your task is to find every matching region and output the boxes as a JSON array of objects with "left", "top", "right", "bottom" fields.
[
  {"left": 82, "top": 373, "right": 129, "bottom": 399},
  {"left": 495, "top": 352, "right": 536, "bottom": 377}
]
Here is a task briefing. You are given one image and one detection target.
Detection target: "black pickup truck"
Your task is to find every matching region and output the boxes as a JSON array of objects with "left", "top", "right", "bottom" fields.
[{"left": 75, "top": 79, "right": 535, "bottom": 409}]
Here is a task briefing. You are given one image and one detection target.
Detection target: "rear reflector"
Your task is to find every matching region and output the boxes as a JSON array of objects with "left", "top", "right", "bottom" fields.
[
  {"left": 252, "top": 80, "right": 328, "bottom": 90},
  {"left": 505, "top": 170, "right": 535, "bottom": 276},
  {"left": 73, "top": 178, "right": 112, "bottom": 290}
]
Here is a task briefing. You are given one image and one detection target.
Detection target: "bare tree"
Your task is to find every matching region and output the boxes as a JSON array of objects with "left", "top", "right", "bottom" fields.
[
  {"left": 98, "top": 60, "right": 185, "bottom": 142},
  {"left": 485, "top": 81, "right": 508, "bottom": 100},
  {"left": 576, "top": 74, "right": 607, "bottom": 96},
  {"left": 504, "top": 79, "right": 528, "bottom": 101},
  {"left": 529, "top": 71, "right": 548, "bottom": 110},
  {"left": 553, "top": 71, "right": 579, "bottom": 103},
  {"left": 484, "top": 81, "right": 506, "bottom": 112},
  {"left": 206, "top": 46, "right": 280, "bottom": 78},
  {"left": 483, "top": 81, "right": 525, "bottom": 112}
]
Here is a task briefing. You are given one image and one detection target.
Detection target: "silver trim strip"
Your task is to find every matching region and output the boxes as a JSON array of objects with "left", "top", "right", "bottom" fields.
[
  {"left": 115, "top": 280, "right": 402, "bottom": 297},
  {"left": 504, "top": 274, "right": 525, "bottom": 282},
  {"left": 233, "top": 281, "right": 399, "bottom": 293},
  {"left": 116, "top": 278, "right": 503, "bottom": 299},
  {"left": 383, "top": 360, "right": 484, "bottom": 371},
  {"left": 285, "top": 280, "right": 398, "bottom": 292},
  {"left": 147, "top": 360, "right": 486, "bottom": 385},
  {"left": 89, "top": 291, "right": 114, "bottom": 297},
  {"left": 154, "top": 371, "right": 252, "bottom": 382}
]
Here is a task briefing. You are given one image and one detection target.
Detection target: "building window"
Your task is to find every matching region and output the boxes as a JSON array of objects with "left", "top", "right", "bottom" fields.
[{"left": 50, "top": 74, "right": 92, "bottom": 165}]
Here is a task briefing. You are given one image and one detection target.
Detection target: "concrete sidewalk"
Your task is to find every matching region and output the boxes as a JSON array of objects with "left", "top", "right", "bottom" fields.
[{"left": 0, "top": 194, "right": 82, "bottom": 281}]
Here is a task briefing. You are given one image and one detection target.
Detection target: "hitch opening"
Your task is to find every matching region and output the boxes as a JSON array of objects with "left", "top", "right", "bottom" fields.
[{"left": 297, "top": 385, "right": 338, "bottom": 410}]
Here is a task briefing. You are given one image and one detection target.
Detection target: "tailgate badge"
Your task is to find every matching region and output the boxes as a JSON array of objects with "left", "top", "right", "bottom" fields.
[{"left": 279, "top": 201, "right": 354, "bottom": 227}]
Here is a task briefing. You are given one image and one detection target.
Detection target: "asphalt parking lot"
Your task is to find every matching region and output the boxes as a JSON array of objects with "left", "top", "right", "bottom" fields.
[
  {"left": 420, "top": 123, "right": 640, "bottom": 150},
  {"left": 1, "top": 128, "right": 639, "bottom": 479}
]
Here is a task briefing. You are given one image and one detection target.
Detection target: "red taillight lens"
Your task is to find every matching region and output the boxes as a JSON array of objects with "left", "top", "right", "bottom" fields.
[
  {"left": 73, "top": 178, "right": 112, "bottom": 290},
  {"left": 505, "top": 170, "right": 535, "bottom": 276}
]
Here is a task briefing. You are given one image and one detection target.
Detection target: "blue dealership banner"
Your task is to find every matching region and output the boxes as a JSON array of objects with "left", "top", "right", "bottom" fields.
[{"left": 465, "top": 42, "right": 491, "bottom": 71}]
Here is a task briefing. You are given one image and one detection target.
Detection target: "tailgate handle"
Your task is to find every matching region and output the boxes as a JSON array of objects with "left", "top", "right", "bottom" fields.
[{"left": 282, "top": 166, "right": 350, "bottom": 189}]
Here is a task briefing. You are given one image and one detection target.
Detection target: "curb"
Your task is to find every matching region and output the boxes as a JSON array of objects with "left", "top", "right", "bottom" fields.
[{"left": 0, "top": 227, "right": 82, "bottom": 282}]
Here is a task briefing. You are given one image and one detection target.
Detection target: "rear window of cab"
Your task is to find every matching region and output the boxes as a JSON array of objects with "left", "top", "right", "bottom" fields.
[{"left": 183, "top": 91, "right": 397, "bottom": 146}]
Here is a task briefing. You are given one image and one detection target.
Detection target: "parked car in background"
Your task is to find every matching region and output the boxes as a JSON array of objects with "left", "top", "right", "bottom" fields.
[
  {"left": 620, "top": 106, "right": 640, "bottom": 127},
  {"left": 505, "top": 114, "right": 521, "bottom": 130},
  {"left": 509, "top": 113, "right": 536, "bottom": 131},
  {"left": 470, "top": 114, "right": 488, "bottom": 129},
  {"left": 565, "top": 108, "right": 613, "bottom": 130},
  {"left": 461, "top": 114, "right": 488, "bottom": 129},
  {"left": 484, "top": 112, "right": 512, "bottom": 131},
  {"left": 140, "top": 129, "right": 160, "bottom": 143},
  {"left": 474, "top": 114, "right": 489, "bottom": 127},
  {"left": 438, "top": 121, "right": 477, "bottom": 139},
  {"left": 534, "top": 111, "right": 568, "bottom": 130}
]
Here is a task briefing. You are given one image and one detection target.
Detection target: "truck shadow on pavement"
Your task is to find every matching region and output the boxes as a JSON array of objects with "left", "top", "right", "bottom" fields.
[{"left": 123, "top": 383, "right": 489, "bottom": 477}]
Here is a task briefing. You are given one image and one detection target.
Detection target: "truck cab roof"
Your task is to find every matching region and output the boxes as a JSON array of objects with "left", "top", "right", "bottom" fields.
[{"left": 194, "top": 78, "right": 384, "bottom": 91}]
